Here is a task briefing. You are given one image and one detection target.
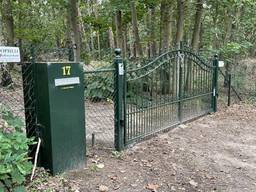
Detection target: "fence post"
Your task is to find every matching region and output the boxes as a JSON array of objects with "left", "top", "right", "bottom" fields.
[
  {"left": 228, "top": 74, "right": 231, "bottom": 106},
  {"left": 114, "top": 48, "right": 124, "bottom": 151},
  {"left": 68, "top": 46, "right": 74, "bottom": 61},
  {"left": 212, "top": 54, "right": 219, "bottom": 112}
]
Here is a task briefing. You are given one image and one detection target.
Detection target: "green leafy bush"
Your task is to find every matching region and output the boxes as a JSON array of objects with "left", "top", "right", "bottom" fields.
[
  {"left": 220, "top": 41, "right": 253, "bottom": 60},
  {"left": 0, "top": 106, "right": 34, "bottom": 192},
  {"left": 85, "top": 62, "right": 114, "bottom": 102},
  {"left": 85, "top": 72, "right": 114, "bottom": 101}
]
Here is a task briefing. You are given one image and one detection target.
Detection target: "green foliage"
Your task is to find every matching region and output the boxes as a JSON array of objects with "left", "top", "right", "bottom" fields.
[
  {"left": 1, "top": 109, "right": 24, "bottom": 133},
  {"left": 86, "top": 73, "right": 114, "bottom": 101},
  {"left": 220, "top": 42, "right": 253, "bottom": 60},
  {"left": 111, "top": 151, "right": 124, "bottom": 159},
  {"left": 248, "top": 88, "right": 256, "bottom": 103},
  {"left": 85, "top": 62, "right": 114, "bottom": 102},
  {"left": 88, "top": 164, "right": 100, "bottom": 172},
  {"left": 0, "top": 107, "right": 34, "bottom": 191}
]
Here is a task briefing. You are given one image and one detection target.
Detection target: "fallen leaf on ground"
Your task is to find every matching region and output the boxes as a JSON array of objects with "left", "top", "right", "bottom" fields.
[
  {"left": 145, "top": 183, "right": 159, "bottom": 191},
  {"left": 179, "top": 124, "right": 188, "bottom": 129},
  {"left": 99, "top": 185, "right": 109, "bottom": 192},
  {"left": 96, "top": 163, "right": 105, "bottom": 169},
  {"left": 189, "top": 179, "right": 198, "bottom": 187}
]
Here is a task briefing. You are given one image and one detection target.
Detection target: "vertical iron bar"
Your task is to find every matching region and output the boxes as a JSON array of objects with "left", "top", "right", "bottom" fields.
[
  {"left": 123, "top": 60, "right": 127, "bottom": 144},
  {"left": 178, "top": 54, "right": 183, "bottom": 122},
  {"left": 228, "top": 74, "right": 231, "bottom": 106}
]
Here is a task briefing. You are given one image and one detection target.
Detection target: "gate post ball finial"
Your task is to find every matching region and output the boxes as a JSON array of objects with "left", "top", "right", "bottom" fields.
[{"left": 115, "top": 48, "right": 121, "bottom": 56}]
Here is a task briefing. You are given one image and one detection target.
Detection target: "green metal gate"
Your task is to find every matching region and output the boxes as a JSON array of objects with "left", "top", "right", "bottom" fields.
[{"left": 114, "top": 48, "right": 218, "bottom": 149}]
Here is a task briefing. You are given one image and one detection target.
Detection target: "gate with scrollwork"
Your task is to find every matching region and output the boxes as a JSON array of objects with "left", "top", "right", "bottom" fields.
[{"left": 119, "top": 49, "right": 218, "bottom": 147}]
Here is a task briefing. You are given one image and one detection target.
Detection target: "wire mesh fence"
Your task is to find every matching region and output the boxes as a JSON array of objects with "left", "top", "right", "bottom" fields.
[
  {"left": 0, "top": 62, "right": 38, "bottom": 158},
  {"left": 0, "top": 63, "right": 25, "bottom": 119},
  {"left": 229, "top": 60, "right": 256, "bottom": 99},
  {"left": 0, "top": 46, "right": 73, "bottom": 157},
  {"left": 84, "top": 66, "right": 115, "bottom": 148},
  {"left": 217, "top": 59, "right": 254, "bottom": 106}
]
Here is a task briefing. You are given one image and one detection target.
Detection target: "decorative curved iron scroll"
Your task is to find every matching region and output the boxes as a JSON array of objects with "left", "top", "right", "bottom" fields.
[{"left": 126, "top": 50, "right": 214, "bottom": 81}]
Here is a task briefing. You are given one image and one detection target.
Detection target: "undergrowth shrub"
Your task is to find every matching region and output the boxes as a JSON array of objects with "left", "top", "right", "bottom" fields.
[
  {"left": 85, "top": 62, "right": 114, "bottom": 101},
  {"left": 0, "top": 106, "right": 34, "bottom": 192}
]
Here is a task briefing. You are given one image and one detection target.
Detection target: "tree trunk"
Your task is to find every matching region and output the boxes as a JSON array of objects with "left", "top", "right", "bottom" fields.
[
  {"left": 128, "top": 26, "right": 135, "bottom": 59},
  {"left": 65, "top": 8, "right": 73, "bottom": 57},
  {"left": 212, "top": 3, "right": 219, "bottom": 49},
  {"left": 108, "top": 27, "right": 115, "bottom": 49},
  {"left": 224, "top": 10, "right": 233, "bottom": 44},
  {"left": 149, "top": 7, "right": 157, "bottom": 57},
  {"left": 191, "top": 0, "right": 204, "bottom": 51},
  {"left": 115, "top": 10, "right": 124, "bottom": 57},
  {"left": 78, "top": 4, "right": 90, "bottom": 55},
  {"left": 159, "top": 0, "right": 172, "bottom": 53},
  {"left": 86, "top": 1, "right": 94, "bottom": 53},
  {"left": 17, "top": 0, "right": 24, "bottom": 61},
  {"left": 0, "top": 0, "right": 14, "bottom": 86},
  {"left": 186, "top": 0, "right": 204, "bottom": 92},
  {"left": 130, "top": 0, "right": 143, "bottom": 58},
  {"left": 199, "top": 21, "right": 204, "bottom": 49},
  {"left": 175, "top": 0, "right": 185, "bottom": 46},
  {"left": 1, "top": 0, "right": 14, "bottom": 46},
  {"left": 97, "top": 30, "right": 101, "bottom": 59},
  {"left": 159, "top": 0, "right": 173, "bottom": 94},
  {"left": 123, "top": 24, "right": 128, "bottom": 58},
  {"left": 68, "top": 0, "right": 81, "bottom": 62}
]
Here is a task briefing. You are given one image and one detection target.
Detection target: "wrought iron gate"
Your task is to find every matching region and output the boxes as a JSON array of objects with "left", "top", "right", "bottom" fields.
[{"left": 114, "top": 48, "right": 219, "bottom": 149}]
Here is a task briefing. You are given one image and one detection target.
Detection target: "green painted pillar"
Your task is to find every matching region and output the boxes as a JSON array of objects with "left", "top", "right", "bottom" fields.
[
  {"left": 35, "top": 62, "right": 86, "bottom": 175},
  {"left": 114, "top": 49, "right": 125, "bottom": 151}
]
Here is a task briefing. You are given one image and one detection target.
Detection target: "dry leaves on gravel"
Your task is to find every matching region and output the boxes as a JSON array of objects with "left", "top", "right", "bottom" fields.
[{"left": 145, "top": 183, "right": 160, "bottom": 192}]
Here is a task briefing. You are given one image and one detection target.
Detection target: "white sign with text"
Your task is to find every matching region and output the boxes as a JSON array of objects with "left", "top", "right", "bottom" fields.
[
  {"left": 218, "top": 61, "right": 225, "bottom": 67},
  {"left": 0, "top": 46, "right": 21, "bottom": 63},
  {"left": 55, "top": 77, "right": 80, "bottom": 87}
]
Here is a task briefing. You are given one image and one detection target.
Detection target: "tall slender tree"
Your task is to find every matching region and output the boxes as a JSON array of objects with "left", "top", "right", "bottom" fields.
[
  {"left": 108, "top": 27, "right": 115, "bottom": 49},
  {"left": 130, "top": 0, "right": 143, "bottom": 57},
  {"left": 0, "top": 0, "right": 14, "bottom": 86},
  {"left": 149, "top": 6, "right": 157, "bottom": 57},
  {"left": 68, "top": 0, "right": 81, "bottom": 62},
  {"left": 115, "top": 10, "right": 125, "bottom": 57},
  {"left": 159, "top": 0, "right": 172, "bottom": 52},
  {"left": 191, "top": 0, "right": 204, "bottom": 51},
  {"left": 176, "top": 0, "right": 185, "bottom": 46},
  {"left": 1, "top": 0, "right": 14, "bottom": 46}
]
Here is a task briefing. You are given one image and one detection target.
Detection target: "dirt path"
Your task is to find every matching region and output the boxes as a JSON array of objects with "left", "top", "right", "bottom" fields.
[{"left": 64, "top": 104, "right": 256, "bottom": 192}]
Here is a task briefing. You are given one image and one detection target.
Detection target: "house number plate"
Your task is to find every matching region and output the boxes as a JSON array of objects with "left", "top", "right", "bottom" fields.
[{"left": 55, "top": 77, "right": 80, "bottom": 87}]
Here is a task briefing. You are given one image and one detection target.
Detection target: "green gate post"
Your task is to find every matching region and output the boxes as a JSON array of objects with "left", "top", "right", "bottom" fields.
[
  {"left": 114, "top": 49, "right": 125, "bottom": 151},
  {"left": 212, "top": 54, "right": 219, "bottom": 112}
]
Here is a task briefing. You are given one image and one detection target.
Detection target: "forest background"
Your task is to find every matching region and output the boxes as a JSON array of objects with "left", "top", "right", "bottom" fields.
[{"left": 0, "top": 0, "right": 256, "bottom": 96}]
